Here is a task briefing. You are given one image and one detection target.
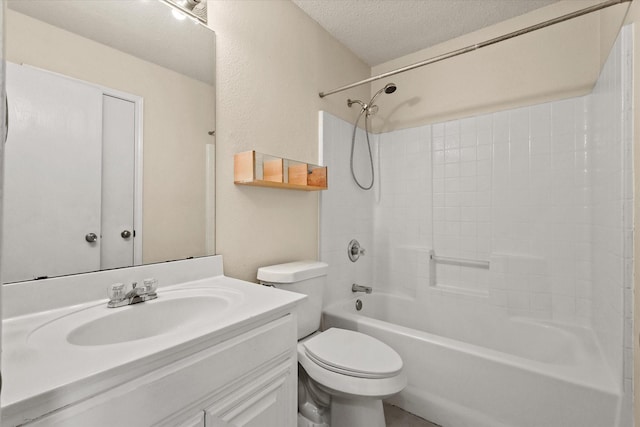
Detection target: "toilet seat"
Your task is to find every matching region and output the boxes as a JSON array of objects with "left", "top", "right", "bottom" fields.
[
  {"left": 298, "top": 329, "right": 407, "bottom": 399},
  {"left": 303, "top": 328, "right": 403, "bottom": 379}
]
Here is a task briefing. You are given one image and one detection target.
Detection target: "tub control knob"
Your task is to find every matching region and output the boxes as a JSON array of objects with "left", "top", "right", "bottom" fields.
[{"left": 348, "top": 239, "right": 365, "bottom": 262}]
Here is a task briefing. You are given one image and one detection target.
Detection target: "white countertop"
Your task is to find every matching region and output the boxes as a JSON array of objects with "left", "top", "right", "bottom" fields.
[{"left": 2, "top": 274, "right": 305, "bottom": 425}]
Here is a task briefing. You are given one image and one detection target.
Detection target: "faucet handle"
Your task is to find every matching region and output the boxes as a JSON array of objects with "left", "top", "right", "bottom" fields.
[
  {"left": 107, "top": 283, "right": 126, "bottom": 301},
  {"left": 143, "top": 278, "right": 158, "bottom": 294}
]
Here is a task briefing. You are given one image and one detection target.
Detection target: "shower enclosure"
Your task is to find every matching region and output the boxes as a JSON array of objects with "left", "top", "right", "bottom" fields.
[{"left": 319, "top": 24, "right": 633, "bottom": 427}]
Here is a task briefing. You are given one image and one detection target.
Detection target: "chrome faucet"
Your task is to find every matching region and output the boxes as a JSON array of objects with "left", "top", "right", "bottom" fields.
[
  {"left": 352, "top": 283, "right": 372, "bottom": 294},
  {"left": 107, "top": 278, "right": 158, "bottom": 308}
]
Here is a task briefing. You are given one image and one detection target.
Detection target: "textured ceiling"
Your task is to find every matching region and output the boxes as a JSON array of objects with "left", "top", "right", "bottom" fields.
[{"left": 292, "top": 0, "right": 561, "bottom": 66}]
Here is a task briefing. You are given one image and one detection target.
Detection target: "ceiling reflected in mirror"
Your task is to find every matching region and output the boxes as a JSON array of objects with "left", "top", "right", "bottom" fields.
[
  {"left": 162, "top": 0, "right": 208, "bottom": 24},
  {"left": 8, "top": 0, "right": 214, "bottom": 85}
]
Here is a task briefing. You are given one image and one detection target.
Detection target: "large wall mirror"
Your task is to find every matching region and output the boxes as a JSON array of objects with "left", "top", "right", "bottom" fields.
[{"left": 4, "top": 0, "right": 216, "bottom": 283}]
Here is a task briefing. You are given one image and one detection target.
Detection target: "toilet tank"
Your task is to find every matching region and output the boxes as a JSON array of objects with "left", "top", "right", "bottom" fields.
[{"left": 257, "top": 261, "right": 328, "bottom": 339}]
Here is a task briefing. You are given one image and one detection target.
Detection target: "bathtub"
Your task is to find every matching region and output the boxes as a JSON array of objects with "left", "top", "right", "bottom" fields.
[{"left": 323, "top": 293, "right": 621, "bottom": 427}]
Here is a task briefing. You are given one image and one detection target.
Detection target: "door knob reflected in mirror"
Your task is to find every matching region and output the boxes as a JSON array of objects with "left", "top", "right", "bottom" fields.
[
  {"left": 121, "top": 230, "right": 132, "bottom": 239},
  {"left": 85, "top": 233, "right": 98, "bottom": 243}
]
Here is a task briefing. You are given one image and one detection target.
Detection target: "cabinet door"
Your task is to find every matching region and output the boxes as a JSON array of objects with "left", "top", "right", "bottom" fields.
[
  {"left": 204, "top": 359, "right": 296, "bottom": 427},
  {"left": 21, "top": 316, "right": 296, "bottom": 427},
  {"left": 176, "top": 412, "right": 205, "bottom": 427}
]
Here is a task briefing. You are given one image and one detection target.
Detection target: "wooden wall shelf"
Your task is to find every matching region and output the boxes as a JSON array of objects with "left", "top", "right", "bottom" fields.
[{"left": 234, "top": 151, "right": 328, "bottom": 191}]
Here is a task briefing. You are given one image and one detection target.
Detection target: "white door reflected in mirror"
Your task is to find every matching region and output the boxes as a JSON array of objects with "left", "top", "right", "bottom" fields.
[
  {"left": 4, "top": 62, "right": 140, "bottom": 282},
  {"left": 100, "top": 95, "right": 137, "bottom": 271}
]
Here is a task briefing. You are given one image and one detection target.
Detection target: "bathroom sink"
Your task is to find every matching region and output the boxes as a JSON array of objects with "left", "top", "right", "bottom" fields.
[
  {"left": 68, "top": 296, "right": 231, "bottom": 346},
  {"left": 27, "top": 287, "right": 244, "bottom": 348}
]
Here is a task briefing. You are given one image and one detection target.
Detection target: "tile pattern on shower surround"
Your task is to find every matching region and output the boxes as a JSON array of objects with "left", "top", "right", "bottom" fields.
[
  {"left": 375, "top": 98, "right": 595, "bottom": 323},
  {"left": 322, "top": 76, "right": 630, "bottom": 318},
  {"left": 431, "top": 116, "right": 492, "bottom": 292},
  {"left": 490, "top": 97, "right": 592, "bottom": 325},
  {"left": 376, "top": 125, "right": 432, "bottom": 296}
]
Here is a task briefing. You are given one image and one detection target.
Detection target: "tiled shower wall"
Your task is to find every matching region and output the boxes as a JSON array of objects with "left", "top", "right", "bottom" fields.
[
  {"left": 588, "top": 26, "right": 633, "bottom": 423},
  {"left": 374, "top": 125, "right": 432, "bottom": 296},
  {"left": 319, "top": 113, "right": 375, "bottom": 305},
  {"left": 320, "top": 25, "right": 632, "bottom": 422},
  {"left": 371, "top": 97, "right": 598, "bottom": 326},
  {"left": 431, "top": 118, "right": 492, "bottom": 293}
]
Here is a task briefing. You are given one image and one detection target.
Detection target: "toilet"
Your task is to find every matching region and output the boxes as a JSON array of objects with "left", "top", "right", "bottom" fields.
[{"left": 257, "top": 261, "right": 406, "bottom": 427}]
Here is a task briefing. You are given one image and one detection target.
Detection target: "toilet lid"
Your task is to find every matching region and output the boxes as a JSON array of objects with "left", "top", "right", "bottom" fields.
[{"left": 302, "top": 328, "right": 403, "bottom": 379}]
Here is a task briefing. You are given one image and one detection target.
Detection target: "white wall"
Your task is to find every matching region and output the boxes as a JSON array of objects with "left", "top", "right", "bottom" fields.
[
  {"left": 207, "top": 0, "right": 635, "bottom": 289},
  {"left": 209, "top": 0, "right": 370, "bottom": 282},
  {"left": 369, "top": 0, "right": 627, "bottom": 132}
]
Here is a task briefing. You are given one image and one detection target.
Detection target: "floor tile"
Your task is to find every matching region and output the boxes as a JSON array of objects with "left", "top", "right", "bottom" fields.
[{"left": 384, "top": 403, "right": 441, "bottom": 427}]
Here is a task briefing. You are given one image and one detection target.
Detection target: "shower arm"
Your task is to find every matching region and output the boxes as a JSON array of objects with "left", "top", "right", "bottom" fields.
[
  {"left": 347, "top": 99, "right": 367, "bottom": 110},
  {"left": 318, "top": 0, "right": 633, "bottom": 98}
]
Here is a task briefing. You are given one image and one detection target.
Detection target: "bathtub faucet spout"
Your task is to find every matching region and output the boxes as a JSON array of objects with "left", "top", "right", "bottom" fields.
[{"left": 352, "top": 283, "right": 372, "bottom": 294}]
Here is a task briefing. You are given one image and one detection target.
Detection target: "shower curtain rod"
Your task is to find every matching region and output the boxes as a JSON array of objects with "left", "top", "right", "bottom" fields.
[{"left": 318, "top": 0, "right": 632, "bottom": 98}]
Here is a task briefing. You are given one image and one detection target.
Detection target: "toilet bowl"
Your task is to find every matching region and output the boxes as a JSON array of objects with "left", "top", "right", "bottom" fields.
[
  {"left": 257, "top": 261, "right": 406, "bottom": 427},
  {"left": 299, "top": 329, "right": 406, "bottom": 427}
]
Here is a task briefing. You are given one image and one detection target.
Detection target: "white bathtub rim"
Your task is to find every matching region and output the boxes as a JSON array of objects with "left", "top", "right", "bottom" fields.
[
  {"left": 386, "top": 384, "right": 513, "bottom": 427},
  {"left": 324, "top": 295, "right": 620, "bottom": 396},
  {"left": 511, "top": 315, "right": 620, "bottom": 388}
]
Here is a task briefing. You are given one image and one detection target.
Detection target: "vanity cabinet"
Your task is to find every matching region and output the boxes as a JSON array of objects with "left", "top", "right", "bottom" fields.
[
  {"left": 204, "top": 357, "right": 293, "bottom": 426},
  {"left": 169, "top": 350, "right": 294, "bottom": 427},
  {"left": 23, "top": 315, "right": 297, "bottom": 427}
]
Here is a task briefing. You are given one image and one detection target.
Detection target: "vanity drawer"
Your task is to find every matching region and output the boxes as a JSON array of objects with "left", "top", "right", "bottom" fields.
[{"left": 23, "top": 315, "right": 297, "bottom": 427}]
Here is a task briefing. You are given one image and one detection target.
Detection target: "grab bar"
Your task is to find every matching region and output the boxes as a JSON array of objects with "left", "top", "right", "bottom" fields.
[{"left": 430, "top": 254, "right": 490, "bottom": 269}]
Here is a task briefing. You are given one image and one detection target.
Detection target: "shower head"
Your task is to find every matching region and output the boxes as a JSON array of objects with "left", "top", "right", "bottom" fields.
[
  {"left": 368, "top": 82, "right": 397, "bottom": 108},
  {"left": 383, "top": 83, "right": 397, "bottom": 94},
  {"left": 347, "top": 83, "right": 397, "bottom": 114}
]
